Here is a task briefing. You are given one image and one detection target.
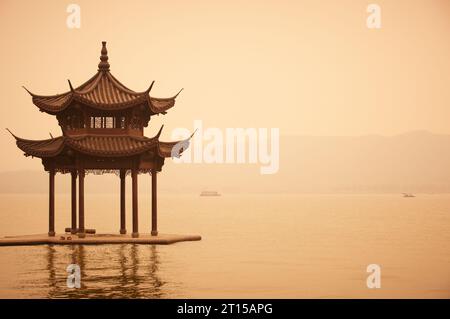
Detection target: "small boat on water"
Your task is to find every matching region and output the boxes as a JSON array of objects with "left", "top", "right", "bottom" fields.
[
  {"left": 403, "top": 193, "right": 415, "bottom": 198},
  {"left": 200, "top": 191, "right": 221, "bottom": 197}
]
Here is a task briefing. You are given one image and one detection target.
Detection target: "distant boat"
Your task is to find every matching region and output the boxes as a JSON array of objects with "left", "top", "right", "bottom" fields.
[
  {"left": 200, "top": 191, "right": 221, "bottom": 197},
  {"left": 403, "top": 193, "right": 415, "bottom": 198}
]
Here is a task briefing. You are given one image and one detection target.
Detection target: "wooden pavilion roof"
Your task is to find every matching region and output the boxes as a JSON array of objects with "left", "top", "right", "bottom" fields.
[
  {"left": 8, "top": 128, "right": 191, "bottom": 159},
  {"left": 23, "top": 42, "right": 182, "bottom": 115}
]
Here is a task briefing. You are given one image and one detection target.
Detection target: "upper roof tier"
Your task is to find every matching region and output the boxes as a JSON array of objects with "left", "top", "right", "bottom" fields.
[{"left": 24, "top": 42, "right": 182, "bottom": 115}]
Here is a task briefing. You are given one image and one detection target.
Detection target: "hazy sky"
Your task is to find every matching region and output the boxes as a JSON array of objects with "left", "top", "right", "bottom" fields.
[{"left": 1, "top": 0, "right": 449, "bottom": 170}]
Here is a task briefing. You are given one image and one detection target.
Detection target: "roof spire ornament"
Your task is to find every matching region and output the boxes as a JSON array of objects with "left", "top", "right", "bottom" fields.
[{"left": 98, "top": 41, "right": 110, "bottom": 71}]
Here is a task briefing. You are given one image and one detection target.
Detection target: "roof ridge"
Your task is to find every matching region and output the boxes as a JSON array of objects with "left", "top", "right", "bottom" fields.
[
  {"left": 73, "top": 71, "right": 103, "bottom": 95},
  {"left": 22, "top": 86, "right": 73, "bottom": 99},
  {"left": 6, "top": 129, "right": 65, "bottom": 143},
  {"left": 106, "top": 72, "right": 143, "bottom": 95}
]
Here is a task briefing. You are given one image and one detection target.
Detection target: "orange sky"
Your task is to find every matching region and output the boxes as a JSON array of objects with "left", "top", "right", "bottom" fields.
[{"left": 0, "top": 0, "right": 449, "bottom": 171}]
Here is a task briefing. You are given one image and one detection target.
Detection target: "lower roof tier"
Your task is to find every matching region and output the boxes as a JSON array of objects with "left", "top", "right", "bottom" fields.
[{"left": 9, "top": 133, "right": 190, "bottom": 159}]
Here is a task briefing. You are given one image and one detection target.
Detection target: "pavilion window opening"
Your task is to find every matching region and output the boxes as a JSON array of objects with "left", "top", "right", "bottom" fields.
[{"left": 89, "top": 116, "right": 126, "bottom": 129}]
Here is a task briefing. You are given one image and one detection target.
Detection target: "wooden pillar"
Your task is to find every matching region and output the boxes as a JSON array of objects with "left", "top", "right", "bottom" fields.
[
  {"left": 71, "top": 170, "right": 77, "bottom": 234},
  {"left": 48, "top": 169, "right": 55, "bottom": 237},
  {"left": 151, "top": 169, "right": 158, "bottom": 236},
  {"left": 132, "top": 169, "right": 139, "bottom": 238},
  {"left": 78, "top": 169, "right": 85, "bottom": 238},
  {"left": 120, "top": 169, "right": 126, "bottom": 234}
]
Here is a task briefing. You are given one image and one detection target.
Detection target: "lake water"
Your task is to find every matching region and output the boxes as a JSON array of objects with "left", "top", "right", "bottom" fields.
[{"left": 0, "top": 193, "right": 449, "bottom": 298}]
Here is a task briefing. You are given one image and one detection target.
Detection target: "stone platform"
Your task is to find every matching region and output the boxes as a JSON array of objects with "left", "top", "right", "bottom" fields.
[{"left": 0, "top": 233, "right": 202, "bottom": 246}]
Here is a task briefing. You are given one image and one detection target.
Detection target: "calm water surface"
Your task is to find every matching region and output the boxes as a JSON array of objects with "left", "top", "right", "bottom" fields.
[{"left": 0, "top": 194, "right": 449, "bottom": 298}]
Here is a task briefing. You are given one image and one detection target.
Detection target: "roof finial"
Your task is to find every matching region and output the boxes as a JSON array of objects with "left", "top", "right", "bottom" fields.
[
  {"left": 155, "top": 125, "right": 164, "bottom": 138},
  {"left": 175, "top": 88, "right": 184, "bottom": 98},
  {"left": 68, "top": 79, "right": 74, "bottom": 92},
  {"left": 98, "top": 41, "right": 110, "bottom": 71},
  {"left": 146, "top": 81, "right": 155, "bottom": 93},
  {"left": 22, "top": 86, "right": 34, "bottom": 96}
]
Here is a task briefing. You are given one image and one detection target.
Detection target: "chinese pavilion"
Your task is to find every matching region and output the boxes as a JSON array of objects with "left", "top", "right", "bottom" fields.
[{"left": 8, "top": 42, "right": 191, "bottom": 239}]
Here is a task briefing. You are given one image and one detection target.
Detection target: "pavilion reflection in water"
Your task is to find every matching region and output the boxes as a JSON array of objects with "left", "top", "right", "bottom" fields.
[{"left": 45, "top": 244, "right": 169, "bottom": 298}]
